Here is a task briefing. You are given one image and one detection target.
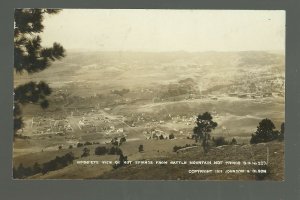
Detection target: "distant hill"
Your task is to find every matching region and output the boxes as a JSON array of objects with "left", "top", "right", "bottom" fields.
[{"left": 14, "top": 50, "right": 284, "bottom": 80}]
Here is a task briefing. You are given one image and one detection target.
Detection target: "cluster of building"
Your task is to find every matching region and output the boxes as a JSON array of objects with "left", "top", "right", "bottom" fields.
[
  {"left": 28, "top": 117, "right": 73, "bottom": 136},
  {"left": 227, "top": 72, "right": 285, "bottom": 99}
]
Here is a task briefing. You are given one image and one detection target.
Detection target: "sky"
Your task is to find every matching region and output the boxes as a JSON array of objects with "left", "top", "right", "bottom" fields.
[{"left": 40, "top": 9, "right": 285, "bottom": 52}]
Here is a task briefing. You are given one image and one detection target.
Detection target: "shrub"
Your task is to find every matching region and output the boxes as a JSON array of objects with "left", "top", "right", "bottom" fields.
[
  {"left": 95, "top": 146, "right": 108, "bottom": 155},
  {"left": 119, "top": 136, "right": 126, "bottom": 146},
  {"left": 108, "top": 146, "right": 122, "bottom": 155},
  {"left": 173, "top": 145, "right": 180, "bottom": 152},
  {"left": 111, "top": 137, "right": 119, "bottom": 146},
  {"left": 213, "top": 137, "right": 229, "bottom": 147},
  {"left": 58, "top": 145, "right": 62, "bottom": 150},
  {"left": 173, "top": 144, "right": 195, "bottom": 152},
  {"left": 120, "top": 136, "right": 126, "bottom": 143},
  {"left": 159, "top": 135, "right": 164, "bottom": 140},
  {"left": 169, "top": 133, "right": 175, "bottom": 139},
  {"left": 278, "top": 122, "right": 284, "bottom": 141},
  {"left": 108, "top": 146, "right": 117, "bottom": 155},
  {"left": 138, "top": 144, "right": 144, "bottom": 152},
  {"left": 32, "top": 162, "right": 42, "bottom": 174},
  {"left": 230, "top": 138, "right": 237, "bottom": 145},
  {"left": 81, "top": 147, "right": 90, "bottom": 157},
  {"left": 84, "top": 141, "right": 92, "bottom": 146},
  {"left": 152, "top": 133, "right": 158, "bottom": 140},
  {"left": 77, "top": 143, "right": 84, "bottom": 148}
]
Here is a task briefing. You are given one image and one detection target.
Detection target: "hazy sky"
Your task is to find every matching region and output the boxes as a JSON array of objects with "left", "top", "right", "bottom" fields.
[{"left": 41, "top": 9, "right": 285, "bottom": 52}]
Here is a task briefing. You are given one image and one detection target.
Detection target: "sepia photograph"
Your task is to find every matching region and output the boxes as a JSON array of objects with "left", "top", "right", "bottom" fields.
[{"left": 13, "top": 9, "right": 285, "bottom": 180}]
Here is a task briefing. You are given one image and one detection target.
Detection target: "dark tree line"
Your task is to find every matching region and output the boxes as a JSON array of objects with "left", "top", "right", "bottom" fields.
[
  {"left": 14, "top": 9, "right": 65, "bottom": 135},
  {"left": 13, "top": 152, "right": 75, "bottom": 179}
]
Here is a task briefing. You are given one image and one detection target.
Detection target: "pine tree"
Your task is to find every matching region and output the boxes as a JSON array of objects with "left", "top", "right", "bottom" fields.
[
  {"left": 193, "top": 112, "right": 218, "bottom": 153},
  {"left": 14, "top": 9, "right": 65, "bottom": 136},
  {"left": 250, "top": 118, "right": 279, "bottom": 144},
  {"left": 32, "top": 162, "right": 42, "bottom": 174},
  {"left": 231, "top": 137, "right": 237, "bottom": 145}
]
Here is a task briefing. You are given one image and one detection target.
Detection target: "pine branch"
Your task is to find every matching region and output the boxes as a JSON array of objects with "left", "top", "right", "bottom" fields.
[
  {"left": 14, "top": 81, "right": 52, "bottom": 105},
  {"left": 13, "top": 8, "right": 64, "bottom": 135}
]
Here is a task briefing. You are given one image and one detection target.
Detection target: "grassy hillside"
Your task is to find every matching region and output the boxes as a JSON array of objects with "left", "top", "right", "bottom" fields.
[
  {"left": 96, "top": 141, "right": 284, "bottom": 181},
  {"left": 14, "top": 139, "right": 284, "bottom": 180}
]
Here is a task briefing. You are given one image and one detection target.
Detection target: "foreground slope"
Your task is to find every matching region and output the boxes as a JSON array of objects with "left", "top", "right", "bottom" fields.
[{"left": 97, "top": 141, "right": 284, "bottom": 180}]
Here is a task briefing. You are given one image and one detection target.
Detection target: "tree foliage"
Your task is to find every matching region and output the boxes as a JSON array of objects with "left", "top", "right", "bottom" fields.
[
  {"left": 95, "top": 146, "right": 108, "bottom": 155},
  {"left": 169, "top": 133, "right": 175, "bottom": 139},
  {"left": 113, "top": 153, "right": 128, "bottom": 169},
  {"left": 212, "top": 136, "right": 229, "bottom": 147},
  {"left": 138, "top": 144, "right": 144, "bottom": 152},
  {"left": 14, "top": 9, "right": 65, "bottom": 135},
  {"left": 119, "top": 136, "right": 126, "bottom": 146},
  {"left": 250, "top": 118, "right": 280, "bottom": 144},
  {"left": 13, "top": 152, "right": 75, "bottom": 178},
  {"left": 278, "top": 122, "right": 285, "bottom": 141},
  {"left": 231, "top": 137, "right": 237, "bottom": 145},
  {"left": 81, "top": 147, "right": 90, "bottom": 158},
  {"left": 108, "top": 146, "right": 122, "bottom": 155},
  {"left": 193, "top": 112, "right": 218, "bottom": 153}
]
